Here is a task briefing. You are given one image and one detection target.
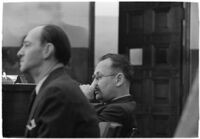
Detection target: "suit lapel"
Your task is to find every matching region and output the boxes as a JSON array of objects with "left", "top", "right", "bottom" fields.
[
  {"left": 27, "top": 67, "right": 67, "bottom": 121},
  {"left": 25, "top": 67, "right": 68, "bottom": 136},
  {"left": 27, "top": 89, "right": 44, "bottom": 123},
  {"left": 25, "top": 93, "right": 41, "bottom": 136},
  {"left": 25, "top": 89, "right": 36, "bottom": 136},
  {"left": 28, "top": 89, "right": 36, "bottom": 114}
]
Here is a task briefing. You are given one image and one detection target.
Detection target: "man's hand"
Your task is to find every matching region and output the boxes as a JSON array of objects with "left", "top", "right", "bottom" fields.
[{"left": 79, "top": 84, "right": 95, "bottom": 100}]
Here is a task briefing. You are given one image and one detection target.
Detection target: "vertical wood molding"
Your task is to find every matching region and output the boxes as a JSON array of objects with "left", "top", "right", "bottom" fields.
[
  {"left": 88, "top": 2, "right": 95, "bottom": 82},
  {"left": 181, "top": 2, "right": 191, "bottom": 112}
]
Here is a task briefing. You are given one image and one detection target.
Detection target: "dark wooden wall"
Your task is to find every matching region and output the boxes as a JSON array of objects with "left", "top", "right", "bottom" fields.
[
  {"left": 2, "top": 84, "right": 35, "bottom": 137},
  {"left": 119, "top": 2, "right": 184, "bottom": 137}
]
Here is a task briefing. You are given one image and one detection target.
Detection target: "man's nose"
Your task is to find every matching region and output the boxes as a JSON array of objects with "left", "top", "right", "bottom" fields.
[
  {"left": 17, "top": 48, "right": 23, "bottom": 58},
  {"left": 91, "top": 79, "right": 98, "bottom": 89}
]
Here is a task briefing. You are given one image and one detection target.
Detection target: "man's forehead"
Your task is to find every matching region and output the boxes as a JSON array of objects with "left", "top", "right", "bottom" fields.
[
  {"left": 95, "top": 59, "right": 113, "bottom": 73},
  {"left": 25, "top": 26, "right": 44, "bottom": 41}
]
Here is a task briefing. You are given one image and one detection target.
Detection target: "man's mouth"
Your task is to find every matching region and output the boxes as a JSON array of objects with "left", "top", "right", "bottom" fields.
[
  {"left": 94, "top": 89, "right": 101, "bottom": 95},
  {"left": 19, "top": 60, "right": 23, "bottom": 66},
  {"left": 94, "top": 86, "right": 101, "bottom": 95},
  {"left": 19, "top": 59, "right": 23, "bottom": 63}
]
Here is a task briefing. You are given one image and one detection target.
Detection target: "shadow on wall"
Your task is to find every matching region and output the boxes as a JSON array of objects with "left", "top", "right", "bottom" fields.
[
  {"left": 3, "top": 3, "right": 89, "bottom": 48},
  {"left": 57, "top": 22, "right": 88, "bottom": 48},
  {"left": 67, "top": 47, "right": 89, "bottom": 84},
  {"left": 2, "top": 47, "right": 90, "bottom": 84},
  {"left": 2, "top": 47, "right": 20, "bottom": 75}
]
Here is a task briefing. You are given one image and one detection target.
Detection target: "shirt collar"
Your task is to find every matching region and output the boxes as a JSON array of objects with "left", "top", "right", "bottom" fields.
[
  {"left": 112, "top": 94, "right": 131, "bottom": 101},
  {"left": 35, "top": 75, "right": 48, "bottom": 95},
  {"left": 102, "top": 94, "right": 131, "bottom": 105},
  {"left": 35, "top": 63, "right": 64, "bottom": 95}
]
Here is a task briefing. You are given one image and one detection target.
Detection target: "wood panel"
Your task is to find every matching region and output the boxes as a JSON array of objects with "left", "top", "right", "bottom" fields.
[
  {"left": 119, "top": 2, "right": 183, "bottom": 137},
  {"left": 2, "top": 84, "right": 35, "bottom": 137}
]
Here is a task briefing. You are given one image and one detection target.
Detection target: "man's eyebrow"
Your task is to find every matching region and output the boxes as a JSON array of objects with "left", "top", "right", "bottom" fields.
[
  {"left": 23, "top": 40, "right": 30, "bottom": 43},
  {"left": 20, "top": 41, "right": 31, "bottom": 48},
  {"left": 23, "top": 41, "right": 32, "bottom": 45}
]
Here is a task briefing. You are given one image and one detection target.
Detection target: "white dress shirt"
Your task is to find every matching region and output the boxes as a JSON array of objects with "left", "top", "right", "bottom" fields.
[{"left": 35, "top": 63, "right": 64, "bottom": 95}]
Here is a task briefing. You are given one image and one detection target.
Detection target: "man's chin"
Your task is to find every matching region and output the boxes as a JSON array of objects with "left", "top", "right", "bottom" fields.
[
  {"left": 20, "top": 67, "right": 27, "bottom": 73},
  {"left": 20, "top": 68, "right": 25, "bottom": 73}
]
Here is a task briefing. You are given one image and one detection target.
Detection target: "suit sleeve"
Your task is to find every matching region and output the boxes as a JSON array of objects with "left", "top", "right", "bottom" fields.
[{"left": 36, "top": 87, "right": 76, "bottom": 137}]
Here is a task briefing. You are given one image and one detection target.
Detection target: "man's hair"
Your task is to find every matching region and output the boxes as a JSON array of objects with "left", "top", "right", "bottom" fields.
[
  {"left": 40, "top": 24, "right": 71, "bottom": 65},
  {"left": 99, "top": 53, "right": 133, "bottom": 83}
]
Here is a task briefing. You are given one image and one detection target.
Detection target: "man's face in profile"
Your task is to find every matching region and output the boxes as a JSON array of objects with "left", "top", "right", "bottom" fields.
[
  {"left": 93, "top": 58, "right": 117, "bottom": 101},
  {"left": 17, "top": 26, "right": 44, "bottom": 73}
]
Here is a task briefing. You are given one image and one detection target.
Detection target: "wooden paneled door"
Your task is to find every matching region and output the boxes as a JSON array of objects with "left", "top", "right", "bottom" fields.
[{"left": 119, "top": 2, "right": 184, "bottom": 137}]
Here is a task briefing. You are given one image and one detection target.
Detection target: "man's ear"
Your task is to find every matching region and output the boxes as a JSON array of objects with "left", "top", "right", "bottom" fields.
[
  {"left": 115, "top": 72, "right": 124, "bottom": 87},
  {"left": 43, "top": 43, "right": 55, "bottom": 59}
]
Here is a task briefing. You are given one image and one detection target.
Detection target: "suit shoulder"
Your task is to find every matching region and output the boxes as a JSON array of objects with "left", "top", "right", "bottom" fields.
[
  {"left": 49, "top": 74, "right": 79, "bottom": 90},
  {"left": 106, "top": 101, "right": 136, "bottom": 113}
]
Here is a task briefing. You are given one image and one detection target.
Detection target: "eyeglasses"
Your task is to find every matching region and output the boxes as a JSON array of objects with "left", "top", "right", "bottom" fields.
[{"left": 92, "top": 73, "right": 117, "bottom": 81}]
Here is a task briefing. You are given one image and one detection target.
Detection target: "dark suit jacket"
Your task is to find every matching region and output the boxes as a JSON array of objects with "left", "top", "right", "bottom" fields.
[
  {"left": 25, "top": 67, "right": 99, "bottom": 137},
  {"left": 94, "top": 96, "right": 136, "bottom": 137}
]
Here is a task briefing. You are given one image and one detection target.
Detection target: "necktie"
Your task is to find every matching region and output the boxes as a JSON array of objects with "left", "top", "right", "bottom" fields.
[
  {"left": 28, "top": 89, "right": 36, "bottom": 114},
  {"left": 25, "top": 89, "right": 36, "bottom": 137}
]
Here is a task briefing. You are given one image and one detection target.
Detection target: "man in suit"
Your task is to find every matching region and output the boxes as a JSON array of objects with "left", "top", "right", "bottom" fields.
[
  {"left": 17, "top": 24, "right": 99, "bottom": 137},
  {"left": 80, "top": 53, "right": 137, "bottom": 137}
]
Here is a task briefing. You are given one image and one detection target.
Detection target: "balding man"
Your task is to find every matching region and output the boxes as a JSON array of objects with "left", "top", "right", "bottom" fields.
[{"left": 17, "top": 24, "right": 99, "bottom": 137}]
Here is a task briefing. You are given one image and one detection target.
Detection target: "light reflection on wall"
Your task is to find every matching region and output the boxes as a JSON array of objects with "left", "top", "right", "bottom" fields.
[
  {"left": 190, "top": 3, "right": 199, "bottom": 50},
  {"left": 94, "top": 2, "right": 119, "bottom": 65},
  {"left": 3, "top": 2, "right": 90, "bottom": 48}
]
